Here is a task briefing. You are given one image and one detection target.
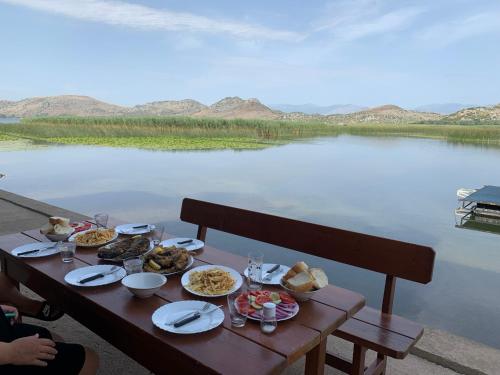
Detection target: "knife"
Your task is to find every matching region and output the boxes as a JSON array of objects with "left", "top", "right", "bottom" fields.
[
  {"left": 172, "top": 305, "right": 223, "bottom": 328},
  {"left": 132, "top": 224, "right": 149, "bottom": 229},
  {"left": 263, "top": 264, "right": 281, "bottom": 281},
  {"left": 177, "top": 239, "right": 194, "bottom": 245},
  {"left": 79, "top": 266, "right": 120, "bottom": 284},
  {"left": 174, "top": 312, "right": 201, "bottom": 328},
  {"left": 17, "top": 243, "right": 59, "bottom": 256}
]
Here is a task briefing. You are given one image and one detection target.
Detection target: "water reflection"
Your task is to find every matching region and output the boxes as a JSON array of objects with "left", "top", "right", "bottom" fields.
[{"left": 2, "top": 135, "right": 500, "bottom": 347}]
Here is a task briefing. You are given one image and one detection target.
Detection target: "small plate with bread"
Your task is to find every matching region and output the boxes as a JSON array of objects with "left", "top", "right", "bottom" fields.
[
  {"left": 40, "top": 216, "right": 75, "bottom": 242},
  {"left": 280, "top": 261, "right": 328, "bottom": 302}
]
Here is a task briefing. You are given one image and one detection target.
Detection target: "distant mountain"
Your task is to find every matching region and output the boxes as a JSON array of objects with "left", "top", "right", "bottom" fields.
[
  {"left": 193, "top": 97, "right": 279, "bottom": 120},
  {"left": 1, "top": 95, "right": 497, "bottom": 124},
  {"left": 327, "top": 105, "right": 443, "bottom": 124},
  {"left": 439, "top": 104, "right": 500, "bottom": 124},
  {"left": 269, "top": 103, "right": 367, "bottom": 115},
  {"left": 0, "top": 95, "right": 127, "bottom": 117},
  {"left": 130, "top": 99, "right": 206, "bottom": 116},
  {"left": 414, "top": 103, "right": 477, "bottom": 115}
]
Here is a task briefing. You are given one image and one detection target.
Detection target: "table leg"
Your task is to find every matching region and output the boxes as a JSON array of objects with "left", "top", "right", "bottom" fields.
[{"left": 305, "top": 338, "right": 327, "bottom": 375}]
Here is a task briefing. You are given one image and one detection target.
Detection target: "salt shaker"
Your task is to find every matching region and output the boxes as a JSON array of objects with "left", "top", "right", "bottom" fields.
[{"left": 260, "top": 302, "right": 277, "bottom": 334}]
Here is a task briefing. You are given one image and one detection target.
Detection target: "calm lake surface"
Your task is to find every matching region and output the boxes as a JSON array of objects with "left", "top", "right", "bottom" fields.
[{"left": 2, "top": 135, "right": 500, "bottom": 348}]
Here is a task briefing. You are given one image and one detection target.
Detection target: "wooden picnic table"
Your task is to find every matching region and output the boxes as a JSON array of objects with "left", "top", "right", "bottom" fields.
[{"left": 0, "top": 220, "right": 365, "bottom": 375}]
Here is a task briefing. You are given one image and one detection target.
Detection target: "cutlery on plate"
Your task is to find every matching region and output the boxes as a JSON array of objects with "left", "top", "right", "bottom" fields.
[
  {"left": 177, "top": 239, "right": 194, "bottom": 245},
  {"left": 173, "top": 305, "right": 223, "bottom": 328},
  {"left": 79, "top": 266, "right": 120, "bottom": 284},
  {"left": 166, "top": 302, "right": 211, "bottom": 326},
  {"left": 263, "top": 264, "right": 281, "bottom": 281},
  {"left": 17, "top": 242, "right": 59, "bottom": 256},
  {"left": 123, "top": 224, "right": 150, "bottom": 233}
]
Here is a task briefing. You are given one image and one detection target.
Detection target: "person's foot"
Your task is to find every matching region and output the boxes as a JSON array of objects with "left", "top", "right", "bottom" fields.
[{"left": 24, "top": 301, "right": 64, "bottom": 321}]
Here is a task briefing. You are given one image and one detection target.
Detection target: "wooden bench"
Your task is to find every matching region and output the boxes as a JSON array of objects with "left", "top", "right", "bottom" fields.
[{"left": 180, "top": 198, "right": 435, "bottom": 375}]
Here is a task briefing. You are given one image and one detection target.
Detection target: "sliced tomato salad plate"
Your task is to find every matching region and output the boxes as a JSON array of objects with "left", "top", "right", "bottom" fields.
[{"left": 235, "top": 290, "right": 299, "bottom": 321}]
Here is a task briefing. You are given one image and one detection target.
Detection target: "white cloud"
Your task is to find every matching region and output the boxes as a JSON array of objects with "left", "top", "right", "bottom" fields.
[
  {"left": 417, "top": 11, "right": 500, "bottom": 46},
  {"left": 0, "top": 0, "right": 301, "bottom": 41},
  {"left": 315, "top": 1, "right": 425, "bottom": 41}
]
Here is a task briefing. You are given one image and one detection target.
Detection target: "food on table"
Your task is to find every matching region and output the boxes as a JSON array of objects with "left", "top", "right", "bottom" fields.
[
  {"left": 143, "top": 245, "right": 190, "bottom": 274},
  {"left": 70, "top": 221, "right": 92, "bottom": 233},
  {"left": 235, "top": 290, "right": 298, "bottom": 320},
  {"left": 282, "top": 261, "right": 328, "bottom": 292},
  {"left": 74, "top": 228, "right": 116, "bottom": 247},
  {"left": 40, "top": 216, "right": 73, "bottom": 236},
  {"left": 98, "top": 235, "right": 150, "bottom": 261},
  {"left": 187, "top": 267, "right": 235, "bottom": 295}
]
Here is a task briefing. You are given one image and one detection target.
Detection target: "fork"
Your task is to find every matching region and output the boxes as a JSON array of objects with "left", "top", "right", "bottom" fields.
[{"left": 165, "top": 302, "right": 211, "bottom": 326}]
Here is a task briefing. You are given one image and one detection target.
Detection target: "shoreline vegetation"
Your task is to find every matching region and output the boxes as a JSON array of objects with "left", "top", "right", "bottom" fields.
[{"left": 1, "top": 116, "right": 500, "bottom": 150}]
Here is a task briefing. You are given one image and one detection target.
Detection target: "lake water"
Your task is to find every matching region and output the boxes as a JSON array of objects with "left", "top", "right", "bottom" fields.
[
  {"left": 0, "top": 117, "right": 20, "bottom": 124},
  {"left": 1, "top": 135, "right": 500, "bottom": 348}
]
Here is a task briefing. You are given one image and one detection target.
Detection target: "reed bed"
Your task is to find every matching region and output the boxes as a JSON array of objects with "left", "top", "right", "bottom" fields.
[{"left": 1, "top": 116, "right": 500, "bottom": 149}]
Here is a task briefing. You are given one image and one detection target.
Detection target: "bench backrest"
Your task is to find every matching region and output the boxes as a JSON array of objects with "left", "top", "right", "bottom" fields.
[{"left": 180, "top": 198, "right": 435, "bottom": 313}]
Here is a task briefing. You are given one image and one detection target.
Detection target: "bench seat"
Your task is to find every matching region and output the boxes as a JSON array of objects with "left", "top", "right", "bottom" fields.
[{"left": 333, "top": 307, "right": 424, "bottom": 359}]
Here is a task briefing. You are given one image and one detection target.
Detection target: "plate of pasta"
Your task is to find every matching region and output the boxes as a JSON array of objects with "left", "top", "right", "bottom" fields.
[
  {"left": 68, "top": 228, "right": 118, "bottom": 248},
  {"left": 181, "top": 265, "right": 243, "bottom": 297}
]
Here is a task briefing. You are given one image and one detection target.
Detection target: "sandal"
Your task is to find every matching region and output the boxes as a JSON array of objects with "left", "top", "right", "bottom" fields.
[{"left": 24, "top": 301, "right": 64, "bottom": 321}]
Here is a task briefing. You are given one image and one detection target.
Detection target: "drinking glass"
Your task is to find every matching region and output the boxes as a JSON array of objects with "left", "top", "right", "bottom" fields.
[
  {"left": 59, "top": 242, "right": 76, "bottom": 263},
  {"left": 94, "top": 213, "right": 109, "bottom": 229},
  {"left": 227, "top": 289, "right": 248, "bottom": 328},
  {"left": 151, "top": 224, "right": 165, "bottom": 246},
  {"left": 247, "top": 251, "right": 263, "bottom": 291},
  {"left": 123, "top": 256, "right": 143, "bottom": 275}
]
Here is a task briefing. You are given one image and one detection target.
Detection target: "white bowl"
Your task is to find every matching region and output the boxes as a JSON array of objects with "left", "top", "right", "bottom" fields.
[
  {"left": 43, "top": 229, "right": 75, "bottom": 242},
  {"left": 121, "top": 272, "right": 167, "bottom": 298},
  {"left": 279, "top": 279, "right": 317, "bottom": 302}
]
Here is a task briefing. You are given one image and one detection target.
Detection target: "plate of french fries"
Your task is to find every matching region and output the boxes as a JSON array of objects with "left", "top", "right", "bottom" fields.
[
  {"left": 181, "top": 265, "right": 243, "bottom": 297},
  {"left": 69, "top": 228, "right": 118, "bottom": 247}
]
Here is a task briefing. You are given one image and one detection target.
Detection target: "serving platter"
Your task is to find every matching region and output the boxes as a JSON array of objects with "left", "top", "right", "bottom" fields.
[
  {"left": 152, "top": 300, "right": 224, "bottom": 334},
  {"left": 181, "top": 265, "right": 243, "bottom": 298},
  {"left": 68, "top": 228, "right": 118, "bottom": 248},
  {"left": 160, "top": 237, "right": 204, "bottom": 252},
  {"left": 235, "top": 290, "right": 299, "bottom": 322},
  {"left": 98, "top": 238, "right": 154, "bottom": 263}
]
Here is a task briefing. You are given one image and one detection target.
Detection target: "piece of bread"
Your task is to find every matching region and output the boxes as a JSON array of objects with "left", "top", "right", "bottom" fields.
[
  {"left": 282, "top": 268, "right": 297, "bottom": 281},
  {"left": 292, "top": 261, "right": 309, "bottom": 274},
  {"left": 49, "top": 216, "right": 70, "bottom": 226},
  {"left": 286, "top": 271, "right": 314, "bottom": 292},
  {"left": 310, "top": 268, "right": 328, "bottom": 289},
  {"left": 53, "top": 224, "right": 73, "bottom": 235},
  {"left": 40, "top": 222, "right": 54, "bottom": 235}
]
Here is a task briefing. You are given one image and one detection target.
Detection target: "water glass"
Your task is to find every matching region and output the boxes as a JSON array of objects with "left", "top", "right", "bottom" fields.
[
  {"left": 94, "top": 213, "right": 109, "bottom": 228},
  {"left": 59, "top": 242, "right": 76, "bottom": 263},
  {"left": 123, "top": 257, "right": 143, "bottom": 275},
  {"left": 247, "top": 251, "right": 263, "bottom": 291},
  {"left": 151, "top": 224, "right": 165, "bottom": 246},
  {"left": 227, "top": 289, "right": 248, "bottom": 328}
]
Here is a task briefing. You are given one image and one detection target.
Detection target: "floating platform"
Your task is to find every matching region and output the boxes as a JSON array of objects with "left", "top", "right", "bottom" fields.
[{"left": 456, "top": 185, "right": 500, "bottom": 234}]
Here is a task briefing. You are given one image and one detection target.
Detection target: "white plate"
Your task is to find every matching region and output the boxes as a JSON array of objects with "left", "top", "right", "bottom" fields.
[
  {"left": 243, "top": 264, "right": 291, "bottom": 285},
  {"left": 115, "top": 223, "right": 155, "bottom": 235},
  {"left": 160, "top": 238, "right": 204, "bottom": 252},
  {"left": 181, "top": 265, "right": 243, "bottom": 297},
  {"left": 68, "top": 228, "right": 118, "bottom": 248},
  {"left": 152, "top": 300, "right": 224, "bottom": 334},
  {"left": 64, "top": 265, "right": 126, "bottom": 287},
  {"left": 11, "top": 242, "right": 60, "bottom": 258}
]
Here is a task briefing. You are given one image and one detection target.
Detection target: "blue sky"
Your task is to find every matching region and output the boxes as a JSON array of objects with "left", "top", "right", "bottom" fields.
[{"left": 0, "top": 0, "right": 499, "bottom": 107}]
